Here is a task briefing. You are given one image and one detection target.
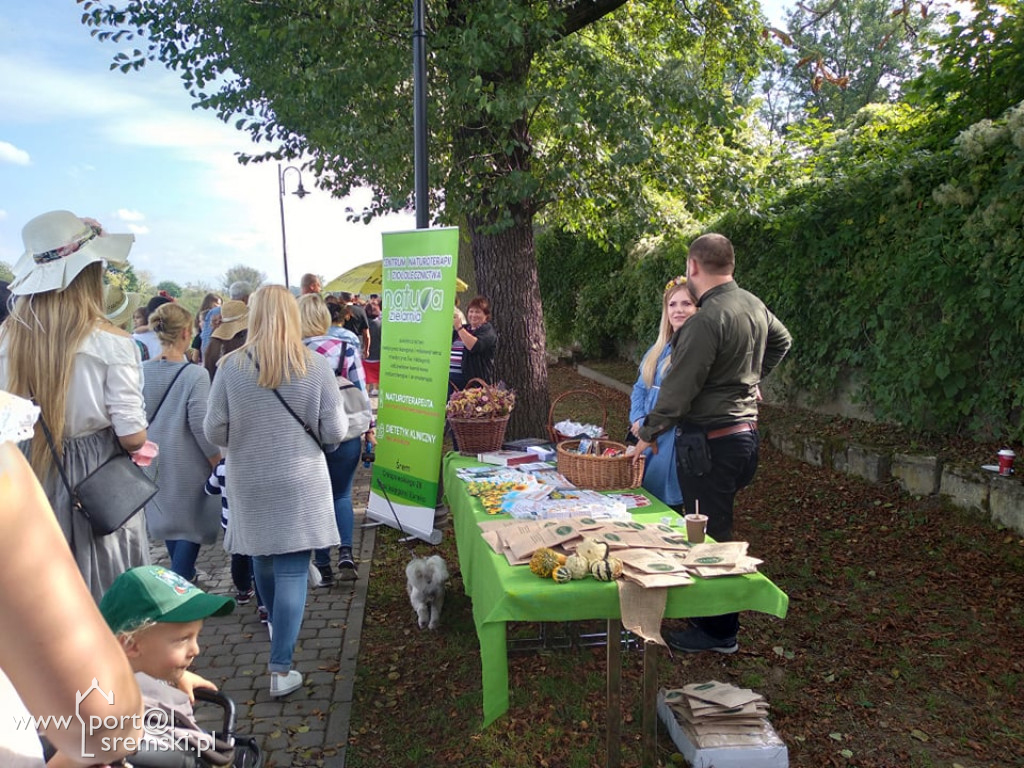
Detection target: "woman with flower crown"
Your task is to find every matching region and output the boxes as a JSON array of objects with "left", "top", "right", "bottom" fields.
[
  {"left": 0, "top": 211, "right": 151, "bottom": 601},
  {"left": 629, "top": 276, "right": 698, "bottom": 511}
]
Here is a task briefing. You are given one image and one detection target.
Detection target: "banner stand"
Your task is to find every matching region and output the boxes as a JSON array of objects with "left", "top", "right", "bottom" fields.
[
  {"left": 369, "top": 226, "right": 459, "bottom": 545},
  {"left": 365, "top": 491, "right": 443, "bottom": 545}
]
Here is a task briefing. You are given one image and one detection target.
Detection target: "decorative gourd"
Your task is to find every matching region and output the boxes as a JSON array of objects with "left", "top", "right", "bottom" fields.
[
  {"left": 576, "top": 537, "right": 609, "bottom": 565},
  {"left": 591, "top": 556, "right": 623, "bottom": 582},
  {"left": 563, "top": 553, "right": 590, "bottom": 580},
  {"left": 551, "top": 565, "right": 573, "bottom": 583},
  {"left": 529, "top": 548, "right": 565, "bottom": 578}
]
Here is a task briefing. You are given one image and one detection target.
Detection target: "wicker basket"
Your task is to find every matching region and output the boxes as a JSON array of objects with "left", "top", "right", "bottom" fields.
[
  {"left": 547, "top": 389, "right": 608, "bottom": 443},
  {"left": 449, "top": 416, "right": 510, "bottom": 454},
  {"left": 556, "top": 439, "right": 645, "bottom": 490}
]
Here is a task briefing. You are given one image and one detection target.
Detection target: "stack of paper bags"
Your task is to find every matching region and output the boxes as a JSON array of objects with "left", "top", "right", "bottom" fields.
[{"left": 661, "top": 681, "right": 778, "bottom": 748}]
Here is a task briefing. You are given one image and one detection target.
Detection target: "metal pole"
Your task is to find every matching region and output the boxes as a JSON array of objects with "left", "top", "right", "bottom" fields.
[
  {"left": 413, "top": 0, "right": 428, "bottom": 229},
  {"left": 277, "top": 163, "right": 290, "bottom": 288}
]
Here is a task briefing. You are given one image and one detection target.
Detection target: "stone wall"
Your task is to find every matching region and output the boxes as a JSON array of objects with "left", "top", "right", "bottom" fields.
[{"left": 763, "top": 426, "right": 1023, "bottom": 536}]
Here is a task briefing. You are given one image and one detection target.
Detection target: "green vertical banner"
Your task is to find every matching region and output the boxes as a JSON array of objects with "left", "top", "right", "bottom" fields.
[{"left": 367, "top": 227, "right": 459, "bottom": 543}]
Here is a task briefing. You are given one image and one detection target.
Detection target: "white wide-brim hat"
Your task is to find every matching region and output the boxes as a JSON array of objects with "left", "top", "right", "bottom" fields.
[{"left": 9, "top": 210, "right": 134, "bottom": 296}]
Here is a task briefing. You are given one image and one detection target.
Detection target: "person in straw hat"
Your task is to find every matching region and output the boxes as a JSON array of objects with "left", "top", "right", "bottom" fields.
[
  {"left": 204, "top": 298, "right": 249, "bottom": 381},
  {"left": 0, "top": 210, "right": 151, "bottom": 601},
  {"left": 104, "top": 283, "right": 148, "bottom": 360}
]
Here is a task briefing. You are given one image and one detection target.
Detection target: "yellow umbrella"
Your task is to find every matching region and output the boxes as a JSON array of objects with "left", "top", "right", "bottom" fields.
[
  {"left": 324, "top": 260, "right": 383, "bottom": 295},
  {"left": 324, "top": 261, "right": 469, "bottom": 295}
]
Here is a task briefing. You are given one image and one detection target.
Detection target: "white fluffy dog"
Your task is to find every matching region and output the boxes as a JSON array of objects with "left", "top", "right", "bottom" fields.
[{"left": 406, "top": 555, "right": 449, "bottom": 630}]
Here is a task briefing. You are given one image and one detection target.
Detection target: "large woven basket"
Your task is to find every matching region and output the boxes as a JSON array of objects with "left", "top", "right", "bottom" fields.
[
  {"left": 556, "top": 439, "right": 644, "bottom": 490},
  {"left": 547, "top": 389, "right": 608, "bottom": 443},
  {"left": 449, "top": 416, "right": 510, "bottom": 454}
]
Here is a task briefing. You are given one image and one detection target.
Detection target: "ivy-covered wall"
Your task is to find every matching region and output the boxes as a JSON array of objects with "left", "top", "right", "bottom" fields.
[{"left": 538, "top": 101, "right": 1024, "bottom": 440}]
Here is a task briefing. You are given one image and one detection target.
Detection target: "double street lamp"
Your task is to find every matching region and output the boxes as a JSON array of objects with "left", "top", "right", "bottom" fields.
[{"left": 278, "top": 163, "right": 310, "bottom": 289}]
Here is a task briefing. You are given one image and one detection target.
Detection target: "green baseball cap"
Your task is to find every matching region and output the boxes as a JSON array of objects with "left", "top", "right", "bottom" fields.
[{"left": 100, "top": 566, "right": 235, "bottom": 634}]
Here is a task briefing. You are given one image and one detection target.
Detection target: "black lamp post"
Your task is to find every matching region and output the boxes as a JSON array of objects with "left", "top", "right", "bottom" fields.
[
  {"left": 413, "top": 0, "right": 428, "bottom": 228},
  {"left": 278, "top": 163, "right": 310, "bottom": 288}
]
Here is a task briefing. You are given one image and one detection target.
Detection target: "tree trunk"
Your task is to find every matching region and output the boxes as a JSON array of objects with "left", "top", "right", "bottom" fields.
[{"left": 467, "top": 212, "right": 550, "bottom": 440}]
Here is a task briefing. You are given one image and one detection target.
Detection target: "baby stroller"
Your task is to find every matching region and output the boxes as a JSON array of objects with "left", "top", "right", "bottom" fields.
[
  {"left": 41, "top": 689, "right": 261, "bottom": 768},
  {"left": 128, "top": 689, "right": 261, "bottom": 768}
]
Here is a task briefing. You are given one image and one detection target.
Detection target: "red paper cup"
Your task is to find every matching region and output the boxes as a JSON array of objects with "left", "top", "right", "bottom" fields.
[{"left": 997, "top": 449, "right": 1015, "bottom": 476}]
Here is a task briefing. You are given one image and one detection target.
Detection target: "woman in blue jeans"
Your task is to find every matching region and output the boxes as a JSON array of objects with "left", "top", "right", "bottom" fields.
[
  {"left": 298, "top": 294, "right": 368, "bottom": 586},
  {"left": 204, "top": 285, "right": 349, "bottom": 697}
]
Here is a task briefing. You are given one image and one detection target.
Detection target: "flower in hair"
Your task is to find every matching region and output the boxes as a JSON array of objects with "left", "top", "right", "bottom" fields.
[{"left": 664, "top": 275, "right": 687, "bottom": 291}]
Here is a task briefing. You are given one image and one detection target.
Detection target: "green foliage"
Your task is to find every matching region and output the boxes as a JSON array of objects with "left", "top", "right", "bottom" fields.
[
  {"left": 0, "top": 261, "right": 13, "bottom": 283},
  {"left": 221, "top": 265, "right": 265, "bottom": 293},
  {"left": 764, "top": 0, "right": 936, "bottom": 130},
  {"left": 105, "top": 263, "right": 151, "bottom": 296},
  {"left": 156, "top": 280, "right": 182, "bottom": 298},
  {"left": 541, "top": 99, "right": 1024, "bottom": 439},
  {"left": 906, "top": 0, "right": 1024, "bottom": 134}
]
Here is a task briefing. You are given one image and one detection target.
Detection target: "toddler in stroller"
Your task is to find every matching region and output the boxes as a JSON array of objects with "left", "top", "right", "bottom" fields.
[{"left": 95, "top": 566, "right": 261, "bottom": 767}]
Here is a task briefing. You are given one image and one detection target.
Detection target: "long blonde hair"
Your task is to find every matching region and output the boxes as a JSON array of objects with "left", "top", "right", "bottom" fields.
[
  {"left": 235, "top": 285, "right": 309, "bottom": 389},
  {"left": 0, "top": 262, "right": 106, "bottom": 477},
  {"left": 640, "top": 279, "right": 689, "bottom": 388}
]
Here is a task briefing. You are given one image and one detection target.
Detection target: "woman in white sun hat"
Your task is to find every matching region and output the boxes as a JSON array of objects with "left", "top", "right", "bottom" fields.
[{"left": 0, "top": 210, "right": 151, "bottom": 602}]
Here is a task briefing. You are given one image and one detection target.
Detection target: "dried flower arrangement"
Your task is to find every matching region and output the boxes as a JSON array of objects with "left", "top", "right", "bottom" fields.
[{"left": 446, "top": 381, "right": 516, "bottom": 420}]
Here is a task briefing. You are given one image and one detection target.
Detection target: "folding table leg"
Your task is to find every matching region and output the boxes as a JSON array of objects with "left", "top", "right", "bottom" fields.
[
  {"left": 642, "top": 640, "right": 659, "bottom": 767},
  {"left": 606, "top": 618, "right": 621, "bottom": 768}
]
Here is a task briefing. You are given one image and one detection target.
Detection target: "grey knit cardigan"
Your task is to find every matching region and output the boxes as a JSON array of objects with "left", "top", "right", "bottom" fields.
[{"left": 204, "top": 349, "right": 349, "bottom": 556}]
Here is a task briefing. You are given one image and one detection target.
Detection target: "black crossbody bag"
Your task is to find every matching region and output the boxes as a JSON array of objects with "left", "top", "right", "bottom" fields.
[{"left": 39, "top": 414, "right": 158, "bottom": 537}]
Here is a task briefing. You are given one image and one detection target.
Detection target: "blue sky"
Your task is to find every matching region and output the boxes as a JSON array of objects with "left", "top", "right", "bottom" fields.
[
  {"left": 0, "top": 0, "right": 415, "bottom": 289},
  {"left": 1, "top": 1, "right": 793, "bottom": 290}
]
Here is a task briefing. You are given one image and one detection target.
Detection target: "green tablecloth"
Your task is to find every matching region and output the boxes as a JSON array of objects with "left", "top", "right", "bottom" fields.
[{"left": 443, "top": 452, "right": 789, "bottom": 727}]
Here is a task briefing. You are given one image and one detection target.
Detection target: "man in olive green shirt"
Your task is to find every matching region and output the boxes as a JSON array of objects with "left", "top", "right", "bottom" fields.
[{"left": 635, "top": 233, "right": 791, "bottom": 653}]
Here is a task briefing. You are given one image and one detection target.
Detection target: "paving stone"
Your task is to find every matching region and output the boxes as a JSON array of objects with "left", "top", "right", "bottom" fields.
[{"left": 146, "top": 465, "right": 375, "bottom": 767}]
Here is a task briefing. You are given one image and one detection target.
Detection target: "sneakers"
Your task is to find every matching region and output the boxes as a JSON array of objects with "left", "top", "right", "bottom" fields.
[
  {"left": 257, "top": 605, "right": 269, "bottom": 624},
  {"left": 338, "top": 547, "right": 355, "bottom": 570},
  {"left": 664, "top": 625, "right": 739, "bottom": 654},
  {"left": 316, "top": 563, "right": 335, "bottom": 587},
  {"left": 269, "top": 670, "right": 302, "bottom": 697},
  {"left": 234, "top": 588, "right": 255, "bottom": 605}
]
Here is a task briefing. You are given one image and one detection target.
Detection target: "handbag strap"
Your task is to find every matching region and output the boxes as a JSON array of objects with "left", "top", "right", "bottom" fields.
[
  {"left": 247, "top": 352, "right": 323, "bottom": 450},
  {"left": 148, "top": 363, "right": 190, "bottom": 423},
  {"left": 35, "top": 409, "right": 76, "bottom": 502}
]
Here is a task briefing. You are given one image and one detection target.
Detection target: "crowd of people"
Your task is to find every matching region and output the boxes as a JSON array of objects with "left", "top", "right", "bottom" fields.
[
  {"left": 0, "top": 208, "right": 792, "bottom": 763},
  {"left": 0, "top": 209, "right": 391, "bottom": 765}
]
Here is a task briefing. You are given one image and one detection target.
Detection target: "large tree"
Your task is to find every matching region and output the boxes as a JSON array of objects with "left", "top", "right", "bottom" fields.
[
  {"left": 81, "top": 0, "right": 767, "bottom": 436},
  {"left": 762, "top": 0, "right": 936, "bottom": 132},
  {"left": 221, "top": 265, "right": 266, "bottom": 294}
]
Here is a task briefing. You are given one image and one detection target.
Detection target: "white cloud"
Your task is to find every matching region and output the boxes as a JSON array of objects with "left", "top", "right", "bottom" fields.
[
  {"left": 0, "top": 210, "right": 8, "bottom": 220},
  {"left": 126, "top": 224, "right": 150, "bottom": 235},
  {"left": 117, "top": 208, "right": 146, "bottom": 222},
  {"left": 0, "top": 140, "right": 30, "bottom": 165}
]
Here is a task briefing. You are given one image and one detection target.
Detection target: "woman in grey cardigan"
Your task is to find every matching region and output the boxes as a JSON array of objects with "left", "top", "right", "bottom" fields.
[
  {"left": 142, "top": 302, "right": 222, "bottom": 581},
  {"left": 205, "top": 285, "right": 349, "bottom": 698}
]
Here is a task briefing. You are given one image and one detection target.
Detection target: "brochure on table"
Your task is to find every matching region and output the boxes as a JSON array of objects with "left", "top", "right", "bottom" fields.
[{"left": 367, "top": 227, "right": 459, "bottom": 543}]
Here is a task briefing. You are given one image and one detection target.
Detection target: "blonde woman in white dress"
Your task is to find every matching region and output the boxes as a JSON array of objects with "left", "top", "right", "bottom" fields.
[{"left": 0, "top": 211, "right": 150, "bottom": 601}]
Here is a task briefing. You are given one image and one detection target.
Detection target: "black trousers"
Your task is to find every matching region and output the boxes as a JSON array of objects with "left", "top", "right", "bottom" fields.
[{"left": 677, "top": 428, "right": 760, "bottom": 639}]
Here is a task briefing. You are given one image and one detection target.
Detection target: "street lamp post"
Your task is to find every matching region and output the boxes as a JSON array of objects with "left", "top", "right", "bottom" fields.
[{"left": 278, "top": 163, "right": 310, "bottom": 289}]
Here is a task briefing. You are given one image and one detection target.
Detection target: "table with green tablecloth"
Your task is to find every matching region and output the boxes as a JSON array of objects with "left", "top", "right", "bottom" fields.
[{"left": 444, "top": 452, "right": 789, "bottom": 725}]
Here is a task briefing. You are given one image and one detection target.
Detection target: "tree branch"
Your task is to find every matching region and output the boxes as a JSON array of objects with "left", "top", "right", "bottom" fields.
[{"left": 557, "top": 0, "right": 630, "bottom": 38}]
